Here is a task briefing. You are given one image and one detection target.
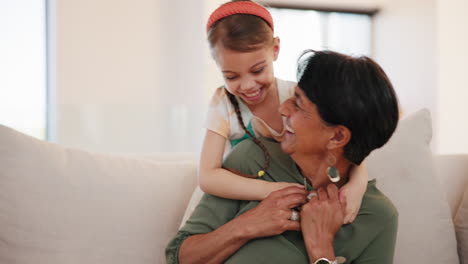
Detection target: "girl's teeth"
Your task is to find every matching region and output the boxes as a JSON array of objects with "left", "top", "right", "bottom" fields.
[{"left": 245, "top": 90, "right": 260, "bottom": 97}]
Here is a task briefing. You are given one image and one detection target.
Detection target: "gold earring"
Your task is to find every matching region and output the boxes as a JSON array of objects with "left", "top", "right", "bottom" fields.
[{"left": 326, "top": 153, "right": 340, "bottom": 183}]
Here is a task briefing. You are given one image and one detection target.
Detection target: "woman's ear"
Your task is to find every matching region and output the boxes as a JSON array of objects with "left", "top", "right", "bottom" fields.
[
  {"left": 327, "top": 125, "right": 351, "bottom": 150},
  {"left": 272, "top": 37, "right": 280, "bottom": 61}
]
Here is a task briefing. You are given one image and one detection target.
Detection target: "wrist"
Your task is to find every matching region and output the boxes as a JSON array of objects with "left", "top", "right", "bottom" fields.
[
  {"left": 259, "top": 181, "right": 274, "bottom": 199},
  {"left": 305, "top": 238, "right": 335, "bottom": 263},
  {"left": 309, "top": 247, "right": 335, "bottom": 263},
  {"left": 231, "top": 215, "right": 256, "bottom": 241},
  {"left": 312, "top": 257, "right": 339, "bottom": 264}
]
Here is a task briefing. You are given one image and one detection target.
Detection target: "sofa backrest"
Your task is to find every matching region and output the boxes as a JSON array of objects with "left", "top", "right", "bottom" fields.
[
  {"left": 0, "top": 108, "right": 463, "bottom": 263},
  {"left": 0, "top": 125, "right": 198, "bottom": 264},
  {"left": 367, "top": 109, "right": 459, "bottom": 263}
]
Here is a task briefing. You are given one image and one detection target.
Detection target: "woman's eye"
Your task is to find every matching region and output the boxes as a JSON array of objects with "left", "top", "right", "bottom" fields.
[
  {"left": 293, "top": 100, "right": 300, "bottom": 109},
  {"left": 225, "top": 76, "right": 238, "bottom": 81}
]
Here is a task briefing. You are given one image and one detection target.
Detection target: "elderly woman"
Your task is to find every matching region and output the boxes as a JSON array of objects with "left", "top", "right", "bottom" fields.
[{"left": 166, "top": 50, "right": 400, "bottom": 264}]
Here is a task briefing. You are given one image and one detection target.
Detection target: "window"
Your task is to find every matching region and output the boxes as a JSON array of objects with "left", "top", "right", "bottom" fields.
[
  {"left": 268, "top": 7, "right": 372, "bottom": 81},
  {"left": 0, "top": 0, "right": 47, "bottom": 139}
]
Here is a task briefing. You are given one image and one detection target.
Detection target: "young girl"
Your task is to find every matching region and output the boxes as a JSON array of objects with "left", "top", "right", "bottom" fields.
[{"left": 199, "top": 0, "right": 367, "bottom": 223}]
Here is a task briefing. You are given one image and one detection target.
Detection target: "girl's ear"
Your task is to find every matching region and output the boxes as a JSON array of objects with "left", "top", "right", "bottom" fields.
[
  {"left": 272, "top": 37, "right": 280, "bottom": 61},
  {"left": 326, "top": 125, "right": 351, "bottom": 150}
]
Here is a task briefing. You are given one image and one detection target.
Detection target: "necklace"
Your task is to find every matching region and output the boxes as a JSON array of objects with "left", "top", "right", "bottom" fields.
[{"left": 303, "top": 176, "right": 311, "bottom": 192}]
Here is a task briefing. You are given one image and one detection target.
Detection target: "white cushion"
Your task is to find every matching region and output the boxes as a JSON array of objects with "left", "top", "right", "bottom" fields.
[
  {"left": 0, "top": 125, "right": 198, "bottom": 264},
  {"left": 434, "top": 154, "right": 468, "bottom": 218},
  {"left": 180, "top": 186, "right": 205, "bottom": 228},
  {"left": 455, "top": 185, "right": 468, "bottom": 264},
  {"left": 368, "top": 109, "right": 459, "bottom": 263}
]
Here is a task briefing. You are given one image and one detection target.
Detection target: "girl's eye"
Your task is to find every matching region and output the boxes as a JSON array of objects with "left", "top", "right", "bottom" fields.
[
  {"left": 225, "top": 76, "right": 238, "bottom": 81},
  {"left": 252, "top": 68, "right": 264, "bottom": 74}
]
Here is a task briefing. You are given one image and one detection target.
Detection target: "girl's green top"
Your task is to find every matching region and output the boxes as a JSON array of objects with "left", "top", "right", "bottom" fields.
[{"left": 166, "top": 138, "right": 398, "bottom": 264}]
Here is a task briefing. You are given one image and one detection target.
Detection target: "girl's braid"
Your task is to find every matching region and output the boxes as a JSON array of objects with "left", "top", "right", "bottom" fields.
[{"left": 226, "top": 88, "right": 271, "bottom": 177}]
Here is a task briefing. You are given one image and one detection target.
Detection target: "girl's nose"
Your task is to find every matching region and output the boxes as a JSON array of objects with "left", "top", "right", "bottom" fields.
[{"left": 240, "top": 76, "right": 256, "bottom": 91}]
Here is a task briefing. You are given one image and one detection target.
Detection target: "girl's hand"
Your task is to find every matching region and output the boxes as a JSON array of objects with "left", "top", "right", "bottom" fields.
[
  {"left": 339, "top": 186, "right": 360, "bottom": 224},
  {"left": 339, "top": 180, "right": 366, "bottom": 224},
  {"left": 340, "top": 163, "right": 368, "bottom": 224},
  {"left": 236, "top": 186, "right": 307, "bottom": 239},
  {"left": 263, "top": 181, "right": 304, "bottom": 199},
  {"left": 301, "top": 184, "right": 344, "bottom": 262}
]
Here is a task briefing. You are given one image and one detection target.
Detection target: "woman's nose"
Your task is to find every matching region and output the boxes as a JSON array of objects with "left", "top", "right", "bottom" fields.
[{"left": 279, "top": 98, "right": 291, "bottom": 116}]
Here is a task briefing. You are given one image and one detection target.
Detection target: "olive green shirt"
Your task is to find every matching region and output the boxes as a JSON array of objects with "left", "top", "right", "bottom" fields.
[{"left": 166, "top": 138, "right": 398, "bottom": 264}]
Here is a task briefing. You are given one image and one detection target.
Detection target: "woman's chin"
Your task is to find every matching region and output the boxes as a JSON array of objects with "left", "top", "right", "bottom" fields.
[
  {"left": 280, "top": 132, "right": 296, "bottom": 154},
  {"left": 280, "top": 140, "right": 293, "bottom": 155}
]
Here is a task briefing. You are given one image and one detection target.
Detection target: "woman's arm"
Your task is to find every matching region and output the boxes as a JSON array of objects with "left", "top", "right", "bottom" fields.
[
  {"left": 178, "top": 186, "right": 307, "bottom": 264},
  {"left": 199, "top": 130, "right": 301, "bottom": 200},
  {"left": 351, "top": 212, "right": 398, "bottom": 264},
  {"left": 178, "top": 217, "right": 250, "bottom": 264},
  {"left": 339, "top": 161, "right": 368, "bottom": 223}
]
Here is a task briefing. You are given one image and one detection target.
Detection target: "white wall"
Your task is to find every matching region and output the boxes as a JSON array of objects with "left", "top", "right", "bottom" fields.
[
  {"left": 52, "top": 0, "right": 467, "bottom": 154},
  {"left": 55, "top": 0, "right": 207, "bottom": 153},
  {"left": 264, "top": 0, "right": 386, "bottom": 10},
  {"left": 268, "top": 0, "right": 467, "bottom": 154},
  {"left": 373, "top": 0, "right": 438, "bottom": 130},
  {"left": 436, "top": 0, "right": 468, "bottom": 154},
  {"left": 374, "top": 0, "right": 468, "bottom": 154},
  {"left": 204, "top": 0, "right": 226, "bottom": 97}
]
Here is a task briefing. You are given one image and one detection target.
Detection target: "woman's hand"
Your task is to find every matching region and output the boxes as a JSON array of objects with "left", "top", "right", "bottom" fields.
[
  {"left": 236, "top": 186, "right": 307, "bottom": 239},
  {"left": 301, "top": 184, "right": 344, "bottom": 262}
]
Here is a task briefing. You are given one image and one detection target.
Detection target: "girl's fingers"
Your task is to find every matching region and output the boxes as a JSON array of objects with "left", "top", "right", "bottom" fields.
[
  {"left": 291, "top": 183, "right": 305, "bottom": 188},
  {"left": 276, "top": 185, "right": 308, "bottom": 197}
]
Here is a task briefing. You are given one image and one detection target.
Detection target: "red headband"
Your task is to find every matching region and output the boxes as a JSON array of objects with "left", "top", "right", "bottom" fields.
[{"left": 206, "top": 1, "right": 274, "bottom": 32}]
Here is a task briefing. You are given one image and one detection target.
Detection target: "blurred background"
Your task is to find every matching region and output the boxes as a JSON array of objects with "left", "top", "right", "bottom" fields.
[{"left": 1, "top": 0, "right": 467, "bottom": 154}]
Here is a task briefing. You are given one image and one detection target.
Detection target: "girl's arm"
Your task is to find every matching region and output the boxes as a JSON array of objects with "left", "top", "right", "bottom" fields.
[
  {"left": 199, "top": 130, "right": 300, "bottom": 200},
  {"left": 339, "top": 161, "right": 369, "bottom": 223}
]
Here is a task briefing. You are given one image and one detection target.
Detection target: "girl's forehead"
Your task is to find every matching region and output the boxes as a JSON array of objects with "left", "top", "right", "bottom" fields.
[
  {"left": 214, "top": 46, "right": 272, "bottom": 68},
  {"left": 214, "top": 45, "right": 270, "bottom": 58}
]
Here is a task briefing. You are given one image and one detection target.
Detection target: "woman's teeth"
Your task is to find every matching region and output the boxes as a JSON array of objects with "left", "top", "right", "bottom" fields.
[{"left": 285, "top": 123, "right": 295, "bottom": 133}]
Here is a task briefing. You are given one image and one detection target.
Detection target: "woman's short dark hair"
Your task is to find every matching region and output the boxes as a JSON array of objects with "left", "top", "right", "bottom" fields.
[{"left": 297, "top": 50, "right": 399, "bottom": 165}]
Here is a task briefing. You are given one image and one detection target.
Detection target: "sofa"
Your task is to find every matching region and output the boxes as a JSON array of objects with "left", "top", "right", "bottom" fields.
[{"left": 0, "top": 109, "right": 467, "bottom": 264}]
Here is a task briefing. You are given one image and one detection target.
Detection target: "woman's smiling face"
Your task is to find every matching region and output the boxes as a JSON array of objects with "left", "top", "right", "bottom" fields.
[
  {"left": 279, "top": 86, "right": 334, "bottom": 159},
  {"left": 213, "top": 39, "right": 279, "bottom": 106}
]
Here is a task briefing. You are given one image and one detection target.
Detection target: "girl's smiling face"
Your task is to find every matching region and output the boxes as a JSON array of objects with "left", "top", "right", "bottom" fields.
[{"left": 213, "top": 38, "right": 279, "bottom": 106}]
